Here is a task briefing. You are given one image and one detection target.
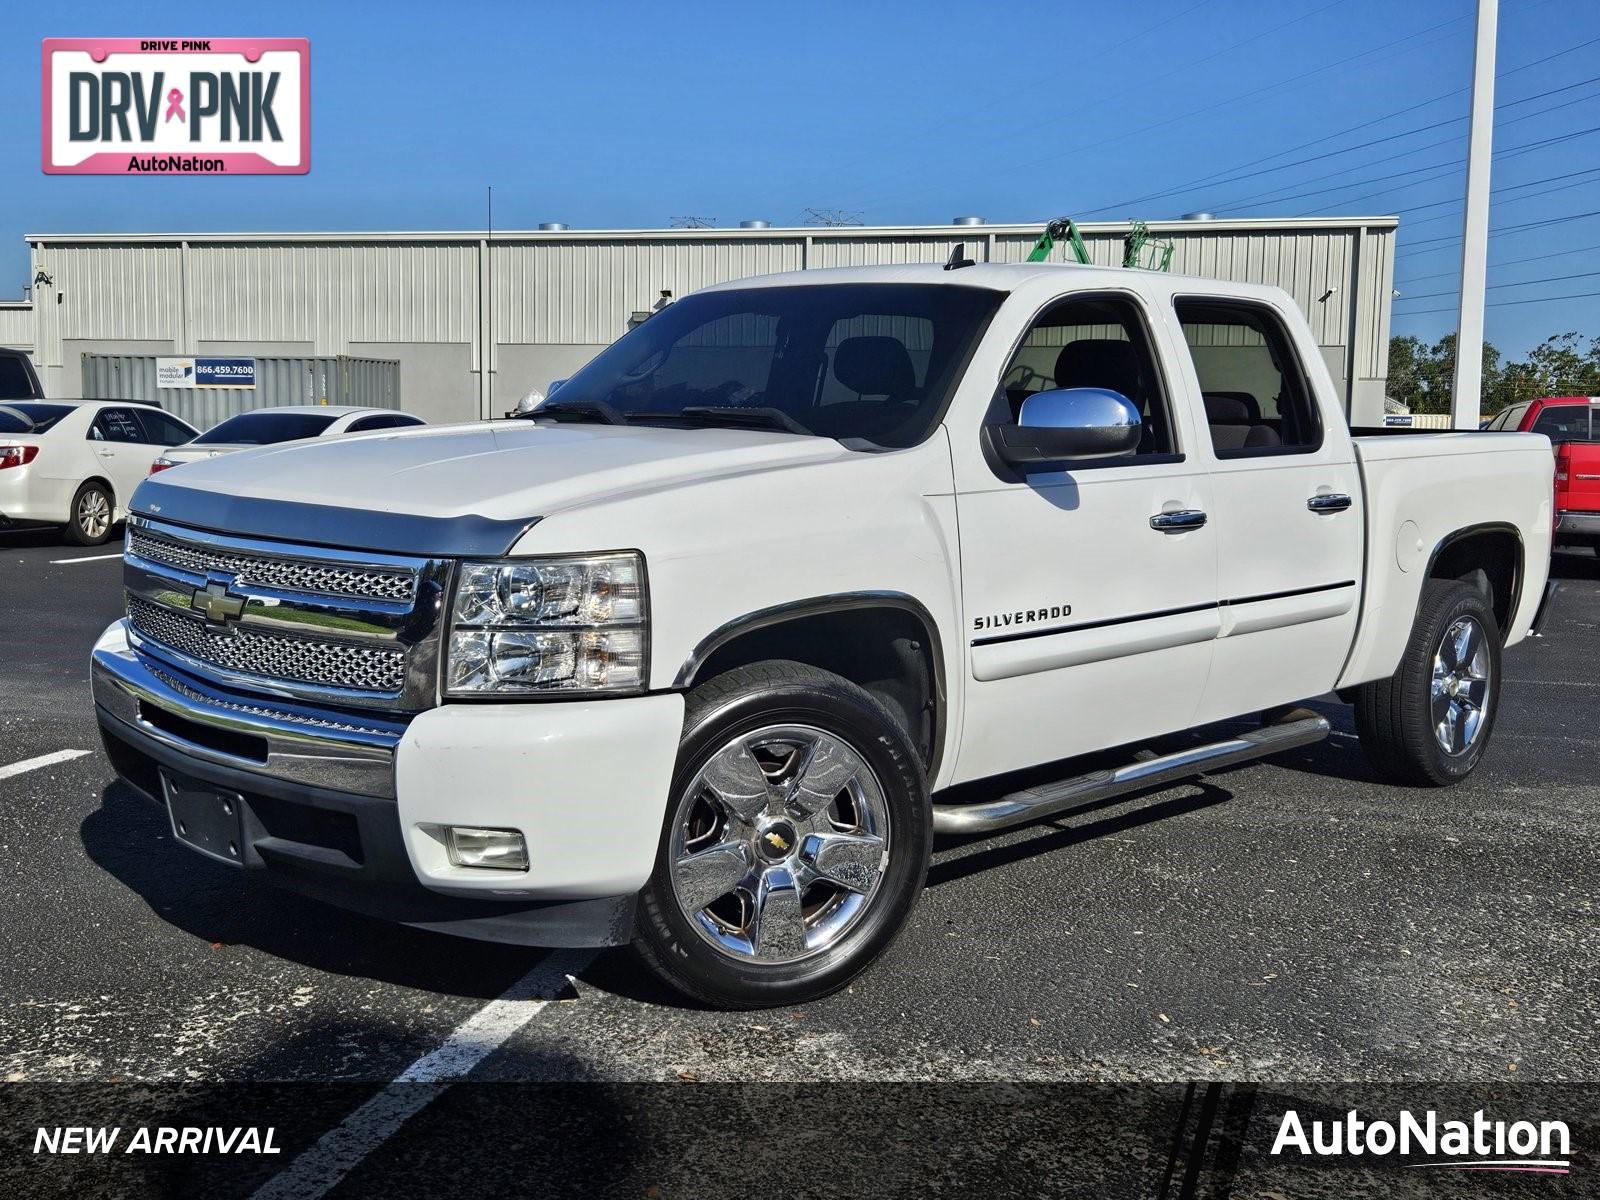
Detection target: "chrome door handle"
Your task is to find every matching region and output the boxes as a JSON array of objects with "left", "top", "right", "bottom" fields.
[
  {"left": 1307, "top": 493, "right": 1352, "bottom": 514},
  {"left": 97, "top": 449, "right": 115, "bottom": 457},
  {"left": 1150, "top": 509, "right": 1207, "bottom": 532}
]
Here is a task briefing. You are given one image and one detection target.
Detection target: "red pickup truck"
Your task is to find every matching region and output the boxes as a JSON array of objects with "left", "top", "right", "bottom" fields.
[{"left": 1486, "top": 396, "right": 1599, "bottom": 551}]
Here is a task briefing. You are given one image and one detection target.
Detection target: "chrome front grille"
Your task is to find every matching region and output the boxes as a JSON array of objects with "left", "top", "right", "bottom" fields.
[
  {"left": 128, "top": 597, "right": 409, "bottom": 694},
  {"left": 144, "top": 663, "right": 402, "bottom": 739},
  {"left": 122, "top": 516, "right": 447, "bottom": 711},
  {"left": 128, "top": 528, "right": 415, "bottom": 602}
]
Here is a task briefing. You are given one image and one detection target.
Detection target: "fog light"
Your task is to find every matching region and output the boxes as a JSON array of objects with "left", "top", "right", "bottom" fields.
[{"left": 444, "top": 826, "right": 528, "bottom": 871}]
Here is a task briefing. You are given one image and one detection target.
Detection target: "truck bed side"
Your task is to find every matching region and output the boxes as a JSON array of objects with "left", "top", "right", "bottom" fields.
[{"left": 1337, "top": 431, "right": 1554, "bottom": 690}]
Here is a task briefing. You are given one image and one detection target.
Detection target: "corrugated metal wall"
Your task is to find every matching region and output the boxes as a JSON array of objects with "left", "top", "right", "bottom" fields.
[
  {"left": 27, "top": 219, "right": 1397, "bottom": 423},
  {"left": 81, "top": 354, "right": 400, "bottom": 428},
  {"left": 0, "top": 303, "right": 33, "bottom": 353}
]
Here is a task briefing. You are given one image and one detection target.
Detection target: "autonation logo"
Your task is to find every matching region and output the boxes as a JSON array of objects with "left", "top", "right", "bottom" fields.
[{"left": 1272, "top": 1108, "right": 1571, "bottom": 1175}]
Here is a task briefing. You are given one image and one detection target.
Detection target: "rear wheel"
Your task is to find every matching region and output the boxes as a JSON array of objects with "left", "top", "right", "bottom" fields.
[
  {"left": 633, "top": 661, "right": 931, "bottom": 1008},
  {"left": 1355, "top": 579, "right": 1501, "bottom": 786},
  {"left": 66, "top": 481, "right": 115, "bottom": 546}
]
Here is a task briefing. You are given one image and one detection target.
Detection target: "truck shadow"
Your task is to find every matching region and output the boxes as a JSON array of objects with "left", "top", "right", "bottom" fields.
[
  {"left": 1550, "top": 546, "right": 1600, "bottom": 582},
  {"left": 927, "top": 780, "right": 1235, "bottom": 889},
  {"left": 80, "top": 780, "right": 544, "bottom": 1000}
]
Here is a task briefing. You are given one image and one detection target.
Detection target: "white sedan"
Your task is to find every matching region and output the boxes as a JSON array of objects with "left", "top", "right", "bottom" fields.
[
  {"left": 152, "top": 406, "right": 426, "bottom": 473},
  {"left": 0, "top": 400, "right": 199, "bottom": 544}
]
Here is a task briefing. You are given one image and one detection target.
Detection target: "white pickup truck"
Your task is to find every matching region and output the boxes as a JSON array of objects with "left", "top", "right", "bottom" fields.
[{"left": 92, "top": 262, "right": 1556, "bottom": 1007}]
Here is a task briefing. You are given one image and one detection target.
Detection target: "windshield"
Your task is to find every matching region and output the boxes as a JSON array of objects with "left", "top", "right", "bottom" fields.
[
  {"left": 541, "top": 283, "right": 1003, "bottom": 448},
  {"left": 0, "top": 402, "right": 74, "bottom": 434},
  {"left": 193, "top": 410, "right": 341, "bottom": 445}
]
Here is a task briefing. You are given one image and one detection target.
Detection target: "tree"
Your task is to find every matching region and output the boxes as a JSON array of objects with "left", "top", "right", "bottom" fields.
[
  {"left": 1388, "top": 330, "right": 1599, "bottom": 415},
  {"left": 1524, "top": 332, "right": 1600, "bottom": 397},
  {"left": 1387, "top": 335, "right": 1427, "bottom": 409}
]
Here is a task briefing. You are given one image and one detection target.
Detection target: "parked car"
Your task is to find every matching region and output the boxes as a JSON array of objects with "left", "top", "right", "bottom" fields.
[
  {"left": 1, "top": 400, "right": 198, "bottom": 544},
  {"left": 1546, "top": 401, "right": 1600, "bottom": 552},
  {"left": 1485, "top": 396, "right": 1599, "bottom": 553},
  {"left": 150, "top": 406, "right": 426, "bottom": 474},
  {"left": 1483, "top": 395, "right": 1594, "bottom": 439},
  {"left": 94, "top": 264, "right": 1554, "bottom": 1007},
  {"left": 0, "top": 346, "right": 44, "bottom": 401}
]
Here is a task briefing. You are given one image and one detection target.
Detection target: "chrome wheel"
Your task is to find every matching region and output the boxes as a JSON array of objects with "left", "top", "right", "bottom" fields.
[
  {"left": 77, "top": 489, "right": 111, "bottom": 541},
  {"left": 668, "top": 723, "right": 890, "bottom": 964},
  {"left": 1431, "top": 615, "right": 1492, "bottom": 756}
]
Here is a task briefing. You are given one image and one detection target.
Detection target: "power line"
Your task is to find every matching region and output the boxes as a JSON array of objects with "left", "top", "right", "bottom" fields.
[
  {"left": 1217, "top": 78, "right": 1600, "bottom": 214},
  {"left": 1389, "top": 169, "right": 1600, "bottom": 235},
  {"left": 1395, "top": 208, "right": 1600, "bottom": 257},
  {"left": 1394, "top": 267, "right": 1600, "bottom": 303},
  {"left": 1396, "top": 241, "right": 1600, "bottom": 286},
  {"left": 1288, "top": 122, "right": 1600, "bottom": 218},
  {"left": 1082, "top": 31, "right": 1600, "bottom": 216},
  {"left": 1188, "top": 115, "right": 1600, "bottom": 223},
  {"left": 1394, "top": 288, "right": 1600, "bottom": 317}
]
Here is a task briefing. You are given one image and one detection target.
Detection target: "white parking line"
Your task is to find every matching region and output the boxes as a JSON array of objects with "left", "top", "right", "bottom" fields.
[
  {"left": 251, "top": 948, "right": 594, "bottom": 1200},
  {"left": 0, "top": 749, "right": 92, "bottom": 782},
  {"left": 49, "top": 552, "right": 123, "bottom": 564}
]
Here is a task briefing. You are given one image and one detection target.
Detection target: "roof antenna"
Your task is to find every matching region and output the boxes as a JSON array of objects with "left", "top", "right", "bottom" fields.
[{"left": 943, "top": 243, "right": 976, "bottom": 271}]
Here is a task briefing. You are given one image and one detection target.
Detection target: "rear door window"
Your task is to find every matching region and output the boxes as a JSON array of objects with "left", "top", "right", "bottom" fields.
[
  {"left": 1174, "top": 299, "right": 1322, "bottom": 456},
  {"left": 134, "top": 409, "right": 199, "bottom": 446},
  {"left": 92, "top": 407, "right": 148, "bottom": 443}
]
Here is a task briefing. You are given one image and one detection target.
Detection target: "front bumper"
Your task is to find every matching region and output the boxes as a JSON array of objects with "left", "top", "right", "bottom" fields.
[
  {"left": 1555, "top": 509, "right": 1600, "bottom": 535},
  {"left": 91, "top": 619, "right": 685, "bottom": 945}
]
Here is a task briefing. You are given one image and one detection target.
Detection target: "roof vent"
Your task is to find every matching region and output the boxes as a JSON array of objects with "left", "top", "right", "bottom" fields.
[
  {"left": 739, "top": 219, "right": 771, "bottom": 229},
  {"left": 1180, "top": 212, "right": 1215, "bottom": 222},
  {"left": 537, "top": 222, "right": 569, "bottom": 232},
  {"left": 952, "top": 216, "right": 985, "bottom": 226}
]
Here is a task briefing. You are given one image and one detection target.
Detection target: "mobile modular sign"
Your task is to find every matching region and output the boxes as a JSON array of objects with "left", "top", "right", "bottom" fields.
[
  {"left": 157, "top": 357, "right": 257, "bottom": 389},
  {"left": 42, "top": 39, "right": 309, "bottom": 175}
]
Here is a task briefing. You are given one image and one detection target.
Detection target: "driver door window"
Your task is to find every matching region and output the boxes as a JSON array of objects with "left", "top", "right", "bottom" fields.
[{"left": 997, "top": 296, "right": 1177, "bottom": 459}]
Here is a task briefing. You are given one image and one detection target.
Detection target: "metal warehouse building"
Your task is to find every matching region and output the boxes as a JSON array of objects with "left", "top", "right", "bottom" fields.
[{"left": 19, "top": 216, "right": 1398, "bottom": 426}]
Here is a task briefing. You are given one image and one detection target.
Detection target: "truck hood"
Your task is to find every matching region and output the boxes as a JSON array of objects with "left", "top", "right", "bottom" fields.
[{"left": 133, "top": 420, "right": 856, "bottom": 552}]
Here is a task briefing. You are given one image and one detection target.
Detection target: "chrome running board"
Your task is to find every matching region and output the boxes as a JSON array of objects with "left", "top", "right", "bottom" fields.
[{"left": 930, "top": 715, "right": 1330, "bottom": 836}]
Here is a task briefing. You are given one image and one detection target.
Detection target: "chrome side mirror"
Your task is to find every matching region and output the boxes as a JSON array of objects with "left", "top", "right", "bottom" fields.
[{"left": 990, "top": 387, "right": 1142, "bottom": 466}]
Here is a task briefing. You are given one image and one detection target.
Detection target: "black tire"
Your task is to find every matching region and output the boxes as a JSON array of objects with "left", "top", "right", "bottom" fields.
[
  {"left": 633, "top": 661, "right": 931, "bottom": 1009},
  {"left": 1354, "top": 579, "right": 1502, "bottom": 786},
  {"left": 66, "top": 480, "right": 115, "bottom": 546}
]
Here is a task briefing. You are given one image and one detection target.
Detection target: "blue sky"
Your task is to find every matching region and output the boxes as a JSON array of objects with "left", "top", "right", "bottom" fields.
[{"left": 5, "top": 0, "right": 1599, "bottom": 359}]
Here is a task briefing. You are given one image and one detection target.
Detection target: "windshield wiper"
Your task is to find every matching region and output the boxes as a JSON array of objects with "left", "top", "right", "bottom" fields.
[
  {"left": 628, "top": 406, "right": 812, "bottom": 436},
  {"left": 524, "top": 398, "right": 629, "bottom": 426}
]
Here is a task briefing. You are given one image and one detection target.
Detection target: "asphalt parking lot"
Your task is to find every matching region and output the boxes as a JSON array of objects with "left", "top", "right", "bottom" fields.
[{"left": 3, "top": 526, "right": 1598, "bottom": 1093}]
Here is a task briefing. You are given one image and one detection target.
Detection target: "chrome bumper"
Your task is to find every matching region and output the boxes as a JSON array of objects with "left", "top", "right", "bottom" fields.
[
  {"left": 91, "top": 620, "right": 407, "bottom": 798},
  {"left": 1555, "top": 510, "right": 1600, "bottom": 535}
]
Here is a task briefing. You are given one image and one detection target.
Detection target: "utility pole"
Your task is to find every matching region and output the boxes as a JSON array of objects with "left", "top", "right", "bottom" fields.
[
  {"left": 1451, "top": 0, "right": 1497, "bottom": 429},
  {"left": 487, "top": 185, "right": 495, "bottom": 420}
]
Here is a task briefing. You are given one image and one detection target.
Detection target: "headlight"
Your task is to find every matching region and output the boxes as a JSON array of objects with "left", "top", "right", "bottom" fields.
[{"left": 445, "top": 552, "right": 647, "bottom": 695}]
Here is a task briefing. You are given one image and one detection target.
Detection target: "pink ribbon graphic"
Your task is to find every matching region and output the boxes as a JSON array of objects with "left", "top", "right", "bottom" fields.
[{"left": 164, "top": 88, "right": 185, "bottom": 123}]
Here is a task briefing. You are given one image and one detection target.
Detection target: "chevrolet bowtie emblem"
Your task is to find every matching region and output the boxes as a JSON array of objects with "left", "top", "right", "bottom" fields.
[
  {"left": 193, "top": 582, "right": 246, "bottom": 626},
  {"left": 763, "top": 831, "right": 791, "bottom": 854}
]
